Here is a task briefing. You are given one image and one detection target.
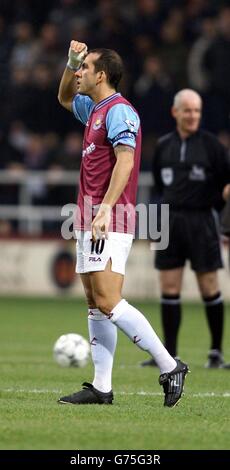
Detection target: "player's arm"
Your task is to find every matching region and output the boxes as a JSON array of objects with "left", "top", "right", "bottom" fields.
[
  {"left": 91, "top": 145, "right": 134, "bottom": 241},
  {"left": 58, "top": 40, "right": 87, "bottom": 112},
  {"left": 58, "top": 68, "right": 77, "bottom": 112},
  {"left": 103, "top": 144, "right": 134, "bottom": 206}
]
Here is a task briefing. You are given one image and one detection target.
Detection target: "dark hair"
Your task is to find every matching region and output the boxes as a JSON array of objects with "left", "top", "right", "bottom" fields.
[{"left": 89, "top": 48, "right": 123, "bottom": 90}]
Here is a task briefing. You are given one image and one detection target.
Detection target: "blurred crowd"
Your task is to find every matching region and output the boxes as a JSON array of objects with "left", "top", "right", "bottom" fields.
[{"left": 0, "top": 0, "right": 230, "bottom": 229}]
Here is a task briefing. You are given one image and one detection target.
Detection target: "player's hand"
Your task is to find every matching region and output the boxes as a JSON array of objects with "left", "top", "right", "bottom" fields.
[
  {"left": 91, "top": 204, "right": 112, "bottom": 241},
  {"left": 223, "top": 184, "right": 230, "bottom": 201},
  {"left": 67, "top": 40, "right": 88, "bottom": 71}
]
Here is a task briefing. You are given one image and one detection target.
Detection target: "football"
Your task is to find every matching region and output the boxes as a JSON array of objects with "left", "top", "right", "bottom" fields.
[{"left": 53, "top": 333, "right": 90, "bottom": 367}]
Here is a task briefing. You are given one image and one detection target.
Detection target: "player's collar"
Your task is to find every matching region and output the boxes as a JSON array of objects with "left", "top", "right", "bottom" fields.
[{"left": 94, "top": 93, "right": 121, "bottom": 112}]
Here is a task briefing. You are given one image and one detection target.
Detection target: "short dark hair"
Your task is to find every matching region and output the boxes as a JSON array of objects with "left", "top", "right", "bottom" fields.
[{"left": 89, "top": 48, "right": 123, "bottom": 90}]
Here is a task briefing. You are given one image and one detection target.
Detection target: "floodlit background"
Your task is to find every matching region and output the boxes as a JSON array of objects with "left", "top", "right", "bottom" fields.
[{"left": 0, "top": 0, "right": 230, "bottom": 298}]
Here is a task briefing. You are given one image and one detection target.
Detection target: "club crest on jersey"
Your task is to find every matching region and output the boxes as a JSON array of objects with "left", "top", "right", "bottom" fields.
[
  {"left": 93, "top": 115, "right": 103, "bottom": 130},
  {"left": 124, "top": 119, "right": 137, "bottom": 132},
  {"left": 161, "top": 168, "right": 173, "bottom": 185}
]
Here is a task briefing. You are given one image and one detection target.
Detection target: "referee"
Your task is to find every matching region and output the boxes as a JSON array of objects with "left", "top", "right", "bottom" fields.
[{"left": 143, "top": 89, "right": 230, "bottom": 369}]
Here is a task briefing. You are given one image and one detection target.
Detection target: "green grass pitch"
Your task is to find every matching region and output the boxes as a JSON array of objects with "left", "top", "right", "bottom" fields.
[{"left": 0, "top": 297, "right": 229, "bottom": 450}]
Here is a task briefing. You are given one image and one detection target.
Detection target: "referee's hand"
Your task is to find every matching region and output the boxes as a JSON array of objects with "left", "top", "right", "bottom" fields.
[{"left": 223, "top": 184, "right": 230, "bottom": 201}]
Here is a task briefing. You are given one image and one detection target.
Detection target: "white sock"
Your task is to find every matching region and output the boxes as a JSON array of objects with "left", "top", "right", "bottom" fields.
[
  {"left": 88, "top": 308, "right": 117, "bottom": 393},
  {"left": 109, "top": 299, "right": 176, "bottom": 373}
]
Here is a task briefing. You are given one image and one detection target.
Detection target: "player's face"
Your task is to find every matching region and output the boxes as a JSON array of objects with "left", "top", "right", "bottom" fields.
[
  {"left": 74, "top": 53, "right": 100, "bottom": 95},
  {"left": 172, "top": 97, "right": 202, "bottom": 136}
]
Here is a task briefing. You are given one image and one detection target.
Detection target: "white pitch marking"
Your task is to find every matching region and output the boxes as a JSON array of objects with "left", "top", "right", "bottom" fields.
[
  {"left": 3, "top": 388, "right": 62, "bottom": 393},
  {"left": 117, "top": 391, "right": 230, "bottom": 397},
  {"left": 2, "top": 389, "right": 230, "bottom": 397}
]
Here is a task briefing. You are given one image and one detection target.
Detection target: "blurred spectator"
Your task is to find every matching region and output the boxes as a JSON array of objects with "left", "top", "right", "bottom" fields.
[
  {"left": 29, "top": 22, "right": 62, "bottom": 73},
  {"left": 203, "top": 6, "right": 230, "bottom": 132},
  {"left": 133, "top": 54, "right": 174, "bottom": 169},
  {"left": 1, "top": 0, "right": 230, "bottom": 235},
  {"left": 4, "top": 65, "right": 32, "bottom": 128},
  {"left": 185, "top": 0, "right": 216, "bottom": 41},
  {"left": 91, "top": 0, "right": 132, "bottom": 56},
  {"left": 10, "top": 21, "right": 35, "bottom": 68},
  {"left": 134, "top": 0, "right": 162, "bottom": 38},
  {"left": 19, "top": 133, "right": 51, "bottom": 206},
  {"left": 52, "top": 132, "right": 82, "bottom": 171},
  {"left": 159, "top": 12, "right": 188, "bottom": 89},
  {"left": 0, "top": 15, "right": 14, "bottom": 119},
  {"left": 48, "top": 131, "right": 82, "bottom": 206},
  {"left": 187, "top": 15, "right": 217, "bottom": 93}
]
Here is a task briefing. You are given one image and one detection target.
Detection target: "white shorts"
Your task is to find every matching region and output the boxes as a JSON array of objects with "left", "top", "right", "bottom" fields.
[{"left": 75, "top": 231, "right": 133, "bottom": 275}]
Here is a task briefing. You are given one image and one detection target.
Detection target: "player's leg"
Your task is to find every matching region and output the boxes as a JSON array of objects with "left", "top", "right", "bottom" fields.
[
  {"left": 58, "top": 271, "right": 116, "bottom": 405},
  {"left": 58, "top": 232, "right": 117, "bottom": 404},
  {"left": 90, "top": 262, "right": 177, "bottom": 374},
  {"left": 80, "top": 273, "right": 118, "bottom": 392},
  {"left": 190, "top": 210, "right": 228, "bottom": 367},
  {"left": 91, "top": 263, "right": 189, "bottom": 407},
  {"left": 59, "top": 231, "right": 188, "bottom": 406},
  {"left": 141, "top": 268, "right": 183, "bottom": 366},
  {"left": 196, "top": 270, "right": 226, "bottom": 368}
]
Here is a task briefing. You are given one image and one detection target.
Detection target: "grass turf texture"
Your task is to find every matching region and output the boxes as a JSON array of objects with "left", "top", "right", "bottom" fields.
[{"left": 0, "top": 297, "right": 229, "bottom": 450}]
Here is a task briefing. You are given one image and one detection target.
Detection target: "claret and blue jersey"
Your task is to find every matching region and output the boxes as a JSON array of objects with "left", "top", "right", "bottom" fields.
[{"left": 72, "top": 92, "right": 142, "bottom": 234}]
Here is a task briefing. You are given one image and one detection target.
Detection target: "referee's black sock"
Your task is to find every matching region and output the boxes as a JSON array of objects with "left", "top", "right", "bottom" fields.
[
  {"left": 161, "top": 294, "right": 181, "bottom": 357},
  {"left": 203, "top": 292, "right": 224, "bottom": 351}
]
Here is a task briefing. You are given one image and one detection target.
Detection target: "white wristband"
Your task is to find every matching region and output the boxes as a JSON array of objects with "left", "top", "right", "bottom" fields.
[
  {"left": 66, "top": 62, "right": 78, "bottom": 71},
  {"left": 67, "top": 47, "right": 87, "bottom": 71}
]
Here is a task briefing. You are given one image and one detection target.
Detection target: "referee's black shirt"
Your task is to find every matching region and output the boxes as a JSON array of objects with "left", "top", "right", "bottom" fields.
[{"left": 152, "top": 130, "right": 230, "bottom": 210}]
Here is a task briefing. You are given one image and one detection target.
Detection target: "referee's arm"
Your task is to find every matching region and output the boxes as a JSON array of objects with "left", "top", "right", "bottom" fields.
[{"left": 212, "top": 138, "right": 230, "bottom": 189}]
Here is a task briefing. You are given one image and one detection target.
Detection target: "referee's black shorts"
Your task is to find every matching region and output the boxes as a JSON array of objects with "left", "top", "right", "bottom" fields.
[{"left": 155, "top": 209, "right": 223, "bottom": 272}]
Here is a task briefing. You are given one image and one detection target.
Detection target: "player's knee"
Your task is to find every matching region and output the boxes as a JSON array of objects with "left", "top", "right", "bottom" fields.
[
  {"left": 86, "top": 299, "right": 97, "bottom": 309},
  {"left": 94, "top": 295, "right": 111, "bottom": 315}
]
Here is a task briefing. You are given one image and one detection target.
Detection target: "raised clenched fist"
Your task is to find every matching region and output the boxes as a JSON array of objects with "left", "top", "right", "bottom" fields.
[{"left": 67, "top": 40, "right": 88, "bottom": 71}]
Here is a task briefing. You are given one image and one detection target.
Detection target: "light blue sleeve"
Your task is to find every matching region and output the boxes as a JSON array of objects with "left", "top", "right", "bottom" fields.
[
  {"left": 106, "top": 103, "right": 140, "bottom": 148},
  {"left": 72, "top": 94, "right": 95, "bottom": 125}
]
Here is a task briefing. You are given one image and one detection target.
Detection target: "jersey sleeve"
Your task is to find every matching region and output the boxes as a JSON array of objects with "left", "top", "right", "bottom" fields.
[
  {"left": 106, "top": 103, "right": 140, "bottom": 148},
  {"left": 72, "top": 94, "right": 95, "bottom": 125}
]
